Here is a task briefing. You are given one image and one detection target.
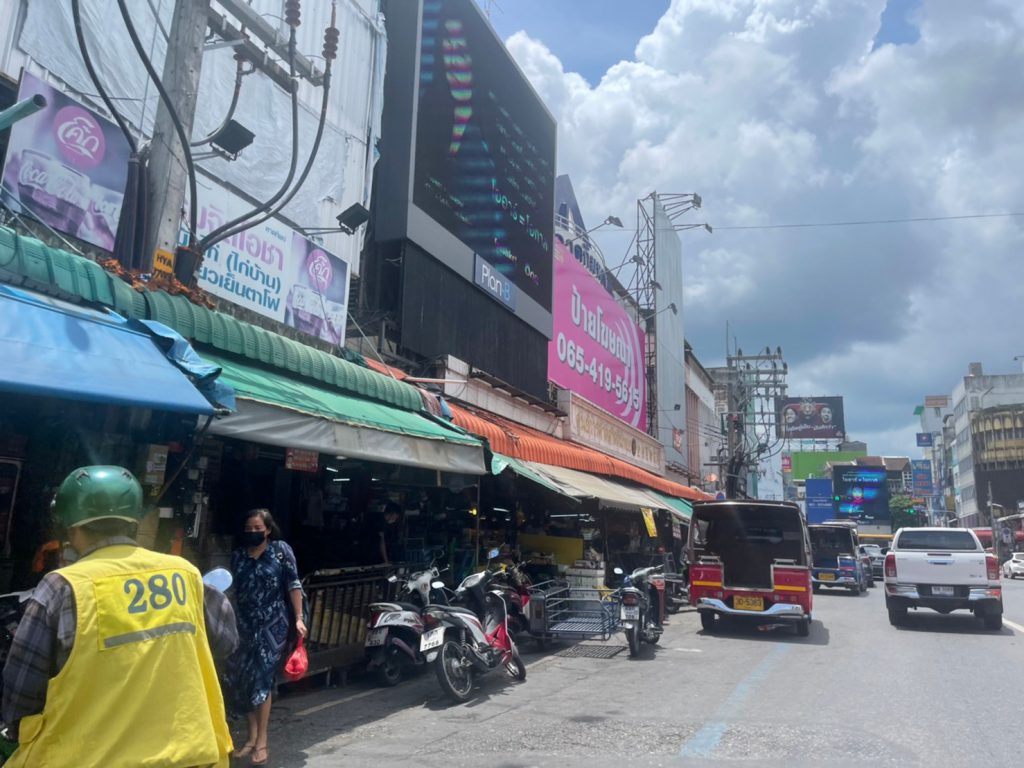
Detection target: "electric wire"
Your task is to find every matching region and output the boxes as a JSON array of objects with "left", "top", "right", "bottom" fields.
[
  {"left": 72, "top": 0, "right": 137, "bottom": 153},
  {"left": 197, "top": 22, "right": 303, "bottom": 253},
  {"left": 117, "top": 0, "right": 199, "bottom": 240},
  {"left": 191, "top": 55, "right": 250, "bottom": 147},
  {"left": 712, "top": 212, "right": 1024, "bottom": 231},
  {"left": 203, "top": 8, "right": 339, "bottom": 249}
]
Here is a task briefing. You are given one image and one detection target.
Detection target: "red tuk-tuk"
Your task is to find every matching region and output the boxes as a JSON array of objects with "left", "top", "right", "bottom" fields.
[{"left": 687, "top": 500, "right": 813, "bottom": 636}]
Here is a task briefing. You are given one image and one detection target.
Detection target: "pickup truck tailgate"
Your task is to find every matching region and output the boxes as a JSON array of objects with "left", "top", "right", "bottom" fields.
[{"left": 896, "top": 552, "right": 988, "bottom": 585}]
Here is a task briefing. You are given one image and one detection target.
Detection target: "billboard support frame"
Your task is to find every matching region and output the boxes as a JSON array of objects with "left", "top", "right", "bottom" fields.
[{"left": 631, "top": 191, "right": 703, "bottom": 438}]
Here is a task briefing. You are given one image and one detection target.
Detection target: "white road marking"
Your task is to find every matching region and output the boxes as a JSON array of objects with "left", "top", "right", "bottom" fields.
[{"left": 1003, "top": 618, "right": 1024, "bottom": 634}]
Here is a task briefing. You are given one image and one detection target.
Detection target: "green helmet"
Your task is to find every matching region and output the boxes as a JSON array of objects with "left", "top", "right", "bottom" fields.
[{"left": 52, "top": 466, "right": 145, "bottom": 528}]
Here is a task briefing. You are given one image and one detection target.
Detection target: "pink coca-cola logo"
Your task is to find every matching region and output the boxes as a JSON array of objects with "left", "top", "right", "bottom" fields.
[
  {"left": 53, "top": 106, "right": 105, "bottom": 169},
  {"left": 306, "top": 249, "right": 333, "bottom": 290}
]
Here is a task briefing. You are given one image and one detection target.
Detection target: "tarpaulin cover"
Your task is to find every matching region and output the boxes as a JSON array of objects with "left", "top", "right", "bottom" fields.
[
  {"left": 203, "top": 351, "right": 486, "bottom": 475},
  {"left": 521, "top": 462, "right": 672, "bottom": 513},
  {"left": 0, "top": 285, "right": 215, "bottom": 414},
  {"left": 490, "top": 453, "right": 580, "bottom": 503}
]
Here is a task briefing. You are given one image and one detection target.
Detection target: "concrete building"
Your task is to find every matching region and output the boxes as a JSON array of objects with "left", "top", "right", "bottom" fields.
[
  {"left": 915, "top": 396, "right": 953, "bottom": 523},
  {"left": 949, "top": 363, "right": 1024, "bottom": 527},
  {"left": 684, "top": 344, "right": 723, "bottom": 493}
]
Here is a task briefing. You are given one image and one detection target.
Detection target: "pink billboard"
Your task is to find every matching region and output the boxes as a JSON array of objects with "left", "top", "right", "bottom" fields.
[
  {"left": 1, "top": 72, "right": 131, "bottom": 251},
  {"left": 548, "top": 241, "right": 647, "bottom": 428}
]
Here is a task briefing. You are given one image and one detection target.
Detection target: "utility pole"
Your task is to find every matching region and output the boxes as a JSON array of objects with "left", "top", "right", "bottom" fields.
[{"left": 144, "top": 0, "right": 210, "bottom": 274}]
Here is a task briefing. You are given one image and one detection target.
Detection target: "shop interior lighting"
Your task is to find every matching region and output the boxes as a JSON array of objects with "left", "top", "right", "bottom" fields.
[
  {"left": 493, "top": 507, "right": 511, "bottom": 513},
  {"left": 324, "top": 465, "right": 338, "bottom": 473},
  {"left": 331, "top": 477, "right": 350, "bottom": 483}
]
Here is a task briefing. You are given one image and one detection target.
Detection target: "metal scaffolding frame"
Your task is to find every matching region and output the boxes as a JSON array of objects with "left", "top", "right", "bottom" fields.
[{"left": 630, "top": 192, "right": 705, "bottom": 437}]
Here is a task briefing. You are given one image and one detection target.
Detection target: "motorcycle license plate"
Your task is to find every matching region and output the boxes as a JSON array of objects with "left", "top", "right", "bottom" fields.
[
  {"left": 364, "top": 628, "right": 386, "bottom": 648},
  {"left": 734, "top": 596, "right": 764, "bottom": 611},
  {"left": 420, "top": 627, "right": 444, "bottom": 652},
  {"left": 621, "top": 606, "right": 640, "bottom": 621},
  {"left": 819, "top": 573, "right": 836, "bottom": 581}
]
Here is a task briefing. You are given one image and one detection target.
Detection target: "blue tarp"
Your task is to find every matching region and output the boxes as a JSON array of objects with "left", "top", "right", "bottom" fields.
[{"left": 0, "top": 285, "right": 216, "bottom": 414}]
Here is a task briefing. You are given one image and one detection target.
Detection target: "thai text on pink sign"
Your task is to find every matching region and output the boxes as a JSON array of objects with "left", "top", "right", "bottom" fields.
[{"left": 548, "top": 241, "right": 647, "bottom": 429}]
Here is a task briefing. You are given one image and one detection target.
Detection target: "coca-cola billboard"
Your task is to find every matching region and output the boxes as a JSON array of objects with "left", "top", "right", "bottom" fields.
[{"left": 1, "top": 71, "right": 130, "bottom": 251}]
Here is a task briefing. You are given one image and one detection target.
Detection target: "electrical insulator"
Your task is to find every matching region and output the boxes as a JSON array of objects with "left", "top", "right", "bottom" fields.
[
  {"left": 323, "top": 11, "right": 340, "bottom": 61},
  {"left": 285, "top": 0, "right": 301, "bottom": 28}
]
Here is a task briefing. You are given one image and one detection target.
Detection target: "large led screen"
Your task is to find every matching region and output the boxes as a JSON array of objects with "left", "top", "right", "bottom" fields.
[
  {"left": 832, "top": 466, "right": 890, "bottom": 524},
  {"left": 413, "top": 0, "right": 556, "bottom": 312}
]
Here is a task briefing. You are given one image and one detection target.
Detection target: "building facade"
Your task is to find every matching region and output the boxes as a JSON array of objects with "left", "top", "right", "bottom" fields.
[{"left": 949, "top": 363, "right": 1024, "bottom": 526}]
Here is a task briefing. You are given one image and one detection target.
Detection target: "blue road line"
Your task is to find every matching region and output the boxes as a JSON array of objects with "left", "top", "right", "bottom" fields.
[{"left": 678, "top": 644, "right": 792, "bottom": 758}]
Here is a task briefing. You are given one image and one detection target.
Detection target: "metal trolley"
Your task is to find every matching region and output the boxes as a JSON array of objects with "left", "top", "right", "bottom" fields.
[{"left": 527, "top": 580, "right": 621, "bottom": 642}]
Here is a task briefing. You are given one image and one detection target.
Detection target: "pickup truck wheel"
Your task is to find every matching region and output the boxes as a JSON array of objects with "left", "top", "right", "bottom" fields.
[
  {"left": 888, "top": 606, "right": 907, "bottom": 626},
  {"left": 983, "top": 611, "right": 1003, "bottom": 631},
  {"left": 700, "top": 612, "right": 716, "bottom": 632}
]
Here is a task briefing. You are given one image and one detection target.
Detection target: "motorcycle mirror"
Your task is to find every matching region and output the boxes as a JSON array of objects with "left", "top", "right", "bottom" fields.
[
  {"left": 431, "top": 580, "right": 445, "bottom": 590},
  {"left": 487, "top": 548, "right": 500, "bottom": 560},
  {"left": 613, "top": 567, "right": 624, "bottom": 575},
  {"left": 202, "top": 567, "right": 233, "bottom": 593}
]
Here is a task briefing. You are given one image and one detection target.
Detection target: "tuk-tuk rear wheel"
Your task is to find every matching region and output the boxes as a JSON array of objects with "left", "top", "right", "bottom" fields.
[{"left": 700, "top": 611, "right": 716, "bottom": 632}]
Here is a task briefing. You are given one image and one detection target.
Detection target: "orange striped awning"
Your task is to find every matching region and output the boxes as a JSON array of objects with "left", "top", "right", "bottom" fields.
[{"left": 447, "top": 402, "right": 710, "bottom": 501}]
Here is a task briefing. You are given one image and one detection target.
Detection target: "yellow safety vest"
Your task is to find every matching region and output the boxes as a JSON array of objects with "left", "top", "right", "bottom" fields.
[{"left": 8, "top": 545, "right": 233, "bottom": 768}]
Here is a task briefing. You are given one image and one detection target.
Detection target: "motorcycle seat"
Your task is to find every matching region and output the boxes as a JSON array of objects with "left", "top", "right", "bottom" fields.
[
  {"left": 370, "top": 601, "right": 422, "bottom": 613},
  {"left": 426, "top": 604, "right": 478, "bottom": 618}
]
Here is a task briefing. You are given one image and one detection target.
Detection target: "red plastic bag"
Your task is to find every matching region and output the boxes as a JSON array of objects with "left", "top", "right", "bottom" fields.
[{"left": 284, "top": 636, "right": 308, "bottom": 681}]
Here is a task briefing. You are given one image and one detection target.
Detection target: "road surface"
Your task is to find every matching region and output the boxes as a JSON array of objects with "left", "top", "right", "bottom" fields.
[{"left": 250, "top": 579, "right": 1024, "bottom": 766}]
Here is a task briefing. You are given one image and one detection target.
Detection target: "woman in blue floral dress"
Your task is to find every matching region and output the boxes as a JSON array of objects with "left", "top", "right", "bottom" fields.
[{"left": 228, "top": 509, "right": 306, "bottom": 765}]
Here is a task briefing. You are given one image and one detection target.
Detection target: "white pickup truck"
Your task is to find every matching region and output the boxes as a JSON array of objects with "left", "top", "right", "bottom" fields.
[{"left": 884, "top": 527, "right": 1002, "bottom": 630}]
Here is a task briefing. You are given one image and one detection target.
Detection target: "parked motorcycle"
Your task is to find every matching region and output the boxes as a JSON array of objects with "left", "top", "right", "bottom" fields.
[
  {"left": 365, "top": 565, "right": 447, "bottom": 686},
  {"left": 422, "top": 549, "right": 526, "bottom": 703},
  {"left": 615, "top": 565, "right": 664, "bottom": 657},
  {"left": 489, "top": 559, "right": 533, "bottom": 638}
]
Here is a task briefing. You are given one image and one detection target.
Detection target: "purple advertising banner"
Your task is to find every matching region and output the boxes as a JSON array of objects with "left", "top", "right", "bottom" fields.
[
  {"left": 187, "top": 184, "right": 350, "bottom": 346},
  {"left": 1, "top": 72, "right": 130, "bottom": 251},
  {"left": 547, "top": 241, "right": 647, "bottom": 429}
]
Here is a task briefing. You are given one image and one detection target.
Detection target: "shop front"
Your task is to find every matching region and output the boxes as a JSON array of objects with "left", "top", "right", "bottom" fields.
[
  {"left": 0, "top": 282, "right": 223, "bottom": 589},
  {"left": 188, "top": 350, "right": 487, "bottom": 673}
]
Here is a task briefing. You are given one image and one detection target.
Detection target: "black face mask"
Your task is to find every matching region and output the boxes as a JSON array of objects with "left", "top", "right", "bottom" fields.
[{"left": 242, "top": 531, "right": 268, "bottom": 547}]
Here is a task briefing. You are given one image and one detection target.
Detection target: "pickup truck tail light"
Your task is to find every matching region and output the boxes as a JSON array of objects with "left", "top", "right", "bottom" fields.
[
  {"left": 986, "top": 554, "right": 1000, "bottom": 581},
  {"left": 884, "top": 553, "right": 897, "bottom": 578}
]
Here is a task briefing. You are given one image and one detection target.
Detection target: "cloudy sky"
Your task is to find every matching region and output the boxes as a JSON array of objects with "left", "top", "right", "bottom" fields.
[{"left": 479, "top": 0, "right": 1024, "bottom": 461}]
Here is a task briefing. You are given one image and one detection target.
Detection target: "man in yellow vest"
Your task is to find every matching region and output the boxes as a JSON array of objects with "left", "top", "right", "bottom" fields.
[{"left": 1, "top": 466, "right": 234, "bottom": 767}]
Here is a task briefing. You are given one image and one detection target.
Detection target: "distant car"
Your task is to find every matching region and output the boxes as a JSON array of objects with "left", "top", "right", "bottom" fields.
[
  {"left": 860, "top": 544, "right": 885, "bottom": 580},
  {"left": 1002, "top": 553, "right": 1024, "bottom": 579}
]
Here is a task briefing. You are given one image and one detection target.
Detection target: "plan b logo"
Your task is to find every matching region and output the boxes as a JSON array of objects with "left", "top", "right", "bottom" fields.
[{"left": 53, "top": 106, "right": 106, "bottom": 169}]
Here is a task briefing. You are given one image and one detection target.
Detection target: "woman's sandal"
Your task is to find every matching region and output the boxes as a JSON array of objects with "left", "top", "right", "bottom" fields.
[
  {"left": 251, "top": 745, "right": 269, "bottom": 766},
  {"left": 233, "top": 741, "right": 257, "bottom": 759}
]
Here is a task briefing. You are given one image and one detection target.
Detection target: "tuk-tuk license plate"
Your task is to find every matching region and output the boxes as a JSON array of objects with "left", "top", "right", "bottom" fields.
[
  {"left": 365, "top": 628, "right": 386, "bottom": 647},
  {"left": 420, "top": 627, "right": 444, "bottom": 652},
  {"left": 819, "top": 572, "right": 836, "bottom": 581},
  {"left": 621, "top": 606, "right": 640, "bottom": 621},
  {"left": 734, "top": 596, "right": 764, "bottom": 611}
]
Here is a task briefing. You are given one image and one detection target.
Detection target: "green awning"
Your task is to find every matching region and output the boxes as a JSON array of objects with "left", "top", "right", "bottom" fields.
[
  {"left": 203, "top": 351, "right": 486, "bottom": 474},
  {"left": 490, "top": 453, "right": 580, "bottom": 502},
  {"left": 649, "top": 491, "right": 693, "bottom": 522}
]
